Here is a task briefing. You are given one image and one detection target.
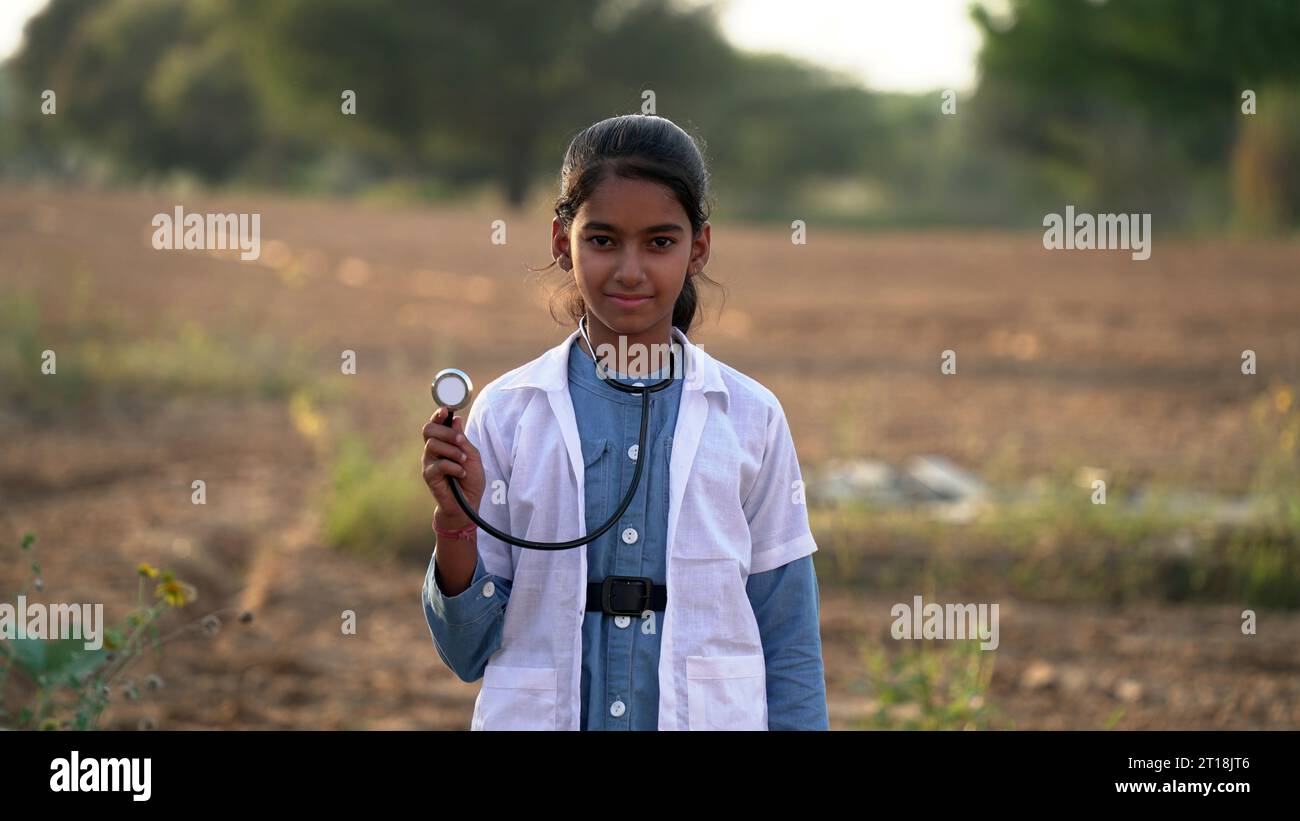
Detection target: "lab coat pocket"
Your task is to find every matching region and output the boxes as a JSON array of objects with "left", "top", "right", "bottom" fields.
[
  {"left": 686, "top": 653, "right": 768, "bottom": 731},
  {"left": 474, "top": 664, "right": 559, "bottom": 730}
]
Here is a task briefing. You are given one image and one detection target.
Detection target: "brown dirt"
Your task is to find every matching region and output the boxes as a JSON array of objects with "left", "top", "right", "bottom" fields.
[{"left": 2, "top": 186, "right": 1298, "bottom": 729}]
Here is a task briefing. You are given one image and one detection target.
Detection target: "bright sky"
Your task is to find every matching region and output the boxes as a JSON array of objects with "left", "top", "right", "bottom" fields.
[
  {"left": 706, "top": 0, "right": 990, "bottom": 92},
  {"left": 0, "top": 0, "right": 45, "bottom": 61},
  {"left": 1, "top": 0, "right": 990, "bottom": 93}
]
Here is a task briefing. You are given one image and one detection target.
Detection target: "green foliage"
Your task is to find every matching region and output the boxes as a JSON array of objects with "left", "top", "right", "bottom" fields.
[
  {"left": 4, "top": 0, "right": 1299, "bottom": 227},
  {"left": 971, "top": 0, "right": 1300, "bottom": 229},
  {"left": 0, "top": 534, "right": 240, "bottom": 730},
  {"left": 1231, "top": 85, "right": 1300, "bottom": 232},
  {"left": 4, "top": 637, "right": 112, "bottom": 685},
  {"left": 0, "top": 282, "right": 323, "bottom": 417},
  {"left": 814, "top": 381, "right": 1300, "bottom": 608},
  {"left": 0, "top": 0, "right": 1035, "bottom": 224},
  {"left": 853, "top": 639, "right": 1004, "bottom": 730},
  {"left": 319, "top": 433, "right": 433, "bottom": 563}
]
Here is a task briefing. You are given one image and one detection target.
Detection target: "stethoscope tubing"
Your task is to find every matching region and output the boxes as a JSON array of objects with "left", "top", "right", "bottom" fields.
[{"left": 440, "top": 316, "right": 680, "bottom": 550}]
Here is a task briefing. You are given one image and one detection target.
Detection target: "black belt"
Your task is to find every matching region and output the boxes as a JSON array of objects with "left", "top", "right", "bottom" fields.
[{"left": 586, "top": 576, "right": 667, "bottom": 616}]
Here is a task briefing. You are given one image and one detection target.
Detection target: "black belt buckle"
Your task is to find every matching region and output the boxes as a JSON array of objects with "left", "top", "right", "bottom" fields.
[{"left": 602, "top": 575, "right": 653, "bottom": 616}]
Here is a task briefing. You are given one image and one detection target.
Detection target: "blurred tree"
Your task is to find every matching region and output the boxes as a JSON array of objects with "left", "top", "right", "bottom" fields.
[
  {"left": 220, "top": 0, "right": 754, "bottom": 206},
  {"left": 971, "top": 0, "right": 1300, "bottom": 229},
  {"left": 4, "top": 0, "right": 969, "bottom": 224},
  {"left": 9, "top": 0, "right": 264, "bottom": 181},
  {"left": 1231, "top": 84, "right": 1300, "bottom": 232}
]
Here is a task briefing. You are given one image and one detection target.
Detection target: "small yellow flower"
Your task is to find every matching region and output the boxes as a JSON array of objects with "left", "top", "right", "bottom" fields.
[
  {"left": 155, "top": 578, "right": 196, "bottom": 608},
  {"left": 290, "top": 390, "right": 325, "bottom": 441},
  {"left": 1275, "top": 387, "right": 1293, "bottom": 415},
  {"left": 137, "top": 563, "right": 159, "bottom": 579}
]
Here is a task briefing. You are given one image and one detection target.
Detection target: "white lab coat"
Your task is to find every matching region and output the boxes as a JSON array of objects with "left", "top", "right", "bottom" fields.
[{"left": 462, "top": 326, "right": 817, "bottom": 730}]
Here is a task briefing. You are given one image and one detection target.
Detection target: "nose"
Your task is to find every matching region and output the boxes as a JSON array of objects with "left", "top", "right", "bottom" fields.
[{"left": 612, "top": 255, "right": 648, "bottom": 289}]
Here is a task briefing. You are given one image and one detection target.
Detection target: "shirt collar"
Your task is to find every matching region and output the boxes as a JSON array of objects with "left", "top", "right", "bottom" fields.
[{"left": 498, "top": 325, "right": 728, "bottom": 405}]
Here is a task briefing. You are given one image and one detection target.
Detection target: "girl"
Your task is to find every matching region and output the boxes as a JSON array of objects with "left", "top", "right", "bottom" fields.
[{"left": 421, "top": 114, "right": 828, "bottom": 731}]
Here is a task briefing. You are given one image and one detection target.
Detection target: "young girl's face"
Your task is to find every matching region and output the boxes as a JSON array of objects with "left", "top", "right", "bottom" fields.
[{"left": 553, "top": 174, "right": 710, "bottom": 348}]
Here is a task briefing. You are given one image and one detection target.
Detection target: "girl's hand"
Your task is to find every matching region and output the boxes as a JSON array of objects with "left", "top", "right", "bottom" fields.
[{"left": 421, "top": 407, "right": 486, "bottom": 527}]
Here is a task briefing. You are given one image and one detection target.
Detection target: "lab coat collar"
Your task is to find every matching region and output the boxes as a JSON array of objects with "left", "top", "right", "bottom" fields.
[{"left": 497, "top": 325, "right": 728, "bottom": 407}]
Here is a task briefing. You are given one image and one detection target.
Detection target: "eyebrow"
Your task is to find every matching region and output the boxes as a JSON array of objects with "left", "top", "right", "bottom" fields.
[{"left": 581, "top": 221, "right": 685, "bottom": 234}]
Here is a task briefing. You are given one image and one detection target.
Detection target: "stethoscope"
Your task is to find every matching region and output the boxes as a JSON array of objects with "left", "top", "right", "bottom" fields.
[{"left": 430, "top": 313, "right": 683, "bottom": 550}]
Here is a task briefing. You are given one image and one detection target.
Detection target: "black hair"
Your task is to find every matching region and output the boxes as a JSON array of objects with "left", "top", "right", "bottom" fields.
[{"left": 538, "top": 114, "right": 724, "bottom": 336}]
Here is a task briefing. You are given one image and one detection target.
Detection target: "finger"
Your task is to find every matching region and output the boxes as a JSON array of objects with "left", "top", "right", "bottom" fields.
[
  {"left": 423, "top": 460, "right": 451, "bottom": 481},
  {"left": 424, "top": 436, "right": 467, "bottom": 463},
  {"left": 451, "top": 424, "right": 480, "bottom": 458},
  {"left": 423, "top": 459, "right": 467, "bottom": 482},
  {"left": 423, "top": 417, "right": 459, "bottom": 442},
  {"left": 428, "top": 406, "right": 453, "bottom": 426}
]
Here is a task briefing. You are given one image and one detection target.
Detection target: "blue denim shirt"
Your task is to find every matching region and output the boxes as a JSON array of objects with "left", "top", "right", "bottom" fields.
[{"left": 423, "top": 340, "right": 829, "bottom": 730}]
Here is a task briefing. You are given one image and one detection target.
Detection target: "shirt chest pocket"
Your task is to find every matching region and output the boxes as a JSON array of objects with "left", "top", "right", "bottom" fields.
[{"left": 580, "top": 437, "right": 612, "bottom": 526}]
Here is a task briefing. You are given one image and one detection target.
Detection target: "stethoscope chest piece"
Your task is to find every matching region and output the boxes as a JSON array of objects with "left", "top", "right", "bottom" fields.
[{"left": 432, "top": 368, "right": 473, "bottom": 414}]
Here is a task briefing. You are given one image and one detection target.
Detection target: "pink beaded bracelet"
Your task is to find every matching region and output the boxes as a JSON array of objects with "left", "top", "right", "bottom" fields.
[{"left": 433, "top": 519, "right": 477, "bottom": 540}]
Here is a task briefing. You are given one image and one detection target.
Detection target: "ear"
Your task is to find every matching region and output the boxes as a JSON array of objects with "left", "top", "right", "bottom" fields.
[
  {"left": 689, "top": 221, "right": 711, "bottom": 273},
  {"left": 551, "top": 217, "right": 571, "bottom": 270}
]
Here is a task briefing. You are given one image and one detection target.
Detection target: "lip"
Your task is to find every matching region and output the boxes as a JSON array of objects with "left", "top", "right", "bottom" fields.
[{"left": 607, "top": 294, "right": 652, "bottom": 308}]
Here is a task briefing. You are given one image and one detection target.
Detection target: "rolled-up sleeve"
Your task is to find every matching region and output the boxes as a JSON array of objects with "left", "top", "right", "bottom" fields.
[
  {"left": 745, "top": 554, "right": 829, "bottom": 730},
  {"left": 422, "top": 551, "right": 511, "bottom": 683},
  {"left": 743, "top": 400, "right": 818, "bottom": 574}
]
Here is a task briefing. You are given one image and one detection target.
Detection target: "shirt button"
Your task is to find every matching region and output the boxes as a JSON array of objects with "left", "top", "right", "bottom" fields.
[
  {"left": 482, "top": 581, "right": 495, "bottom": 599},
  {"left": 614, "top": 615, "right": 631, "bottom": 629},
  {"left": 627, "top": 444, "right": 639, "bottom": 461},
  {"left": 610, "top": 700, "right": 626, "bottom": 717},
  {"left": 621, "top": 527, "right": 638, "bottom": 544}
]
